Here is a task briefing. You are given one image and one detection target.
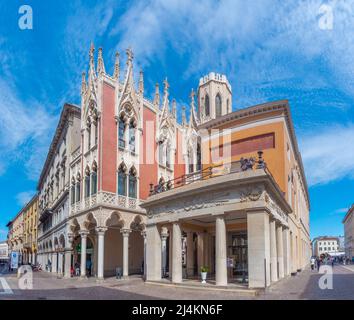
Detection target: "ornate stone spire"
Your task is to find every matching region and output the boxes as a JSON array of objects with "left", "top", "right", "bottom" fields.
[
  {"left": 182, "top": 106, "right": 187, "bottom": 126},
  {"left": 163, "top": 78, "right": 169, "bottom": 97},
  {"left": 172, "top": 99, "right": 177, "bottom": 118},
  {"left": 126, "top": 47, "right": 133, "bottom": 66},
  {"left": 81, "top": 72, "right": 86, "bottom": 95},
  {"left": 113, "top": 52, "right": 120, "bottom": 80},
  {"left": 153, "top": 83, "right": 160, "bottom": 107},
  {"left": 88, "top": 42, "right": 96, "bottom": 89},
  {"left": 189, "top": 88, "right": 199, "bottom": 127},
  {"left": 97, "top": 47, "right": 106, "bottom": 74},
  {"left": 139, "top": 69, "right": 144, "bottom": 95},
  {"left": 89, "top": 42, "right": 95, "bottom": 73}
]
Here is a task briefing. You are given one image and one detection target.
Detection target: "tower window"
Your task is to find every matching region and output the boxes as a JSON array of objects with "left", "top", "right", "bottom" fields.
[
  {"left": 118, "top": 164, "right": 127, "bottom": 196},
  {"left": 205, "top": 94, "right": 210, "bottom": 117},
  {"left": 215, "top": 94, "right": 222, "bottom": 117}
]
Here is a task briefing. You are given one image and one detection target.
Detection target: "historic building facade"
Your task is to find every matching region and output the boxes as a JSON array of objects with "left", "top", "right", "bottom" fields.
[
  {"left": 312, "top": 236, "right": 340, "bottom": 257},
  {"left": 22, "top": 195, "right": 39, "bottom": 265},
  {"left": 343, "top": 205, "right": 354, "bottom": 260},
  {"left": 36, "top": 104, "right": 81, "bottom": 275},
  {"left": 8, "top": 45, "right": 310, "bottom": 290}
]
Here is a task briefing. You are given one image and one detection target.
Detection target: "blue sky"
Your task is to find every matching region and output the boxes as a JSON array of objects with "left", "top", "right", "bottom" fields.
[{"left": 1, "top": 0, "right": 353, "bottom": 241}]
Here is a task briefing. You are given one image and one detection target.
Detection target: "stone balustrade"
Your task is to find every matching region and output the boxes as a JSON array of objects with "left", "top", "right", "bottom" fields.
[{"left": 71, "top": 191, "right": 138, "bottom": 214}]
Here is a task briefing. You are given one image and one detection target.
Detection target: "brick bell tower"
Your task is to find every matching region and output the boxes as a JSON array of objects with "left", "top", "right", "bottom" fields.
[{"left": 197, "top": 72, "right": 232, "bottom": 124}]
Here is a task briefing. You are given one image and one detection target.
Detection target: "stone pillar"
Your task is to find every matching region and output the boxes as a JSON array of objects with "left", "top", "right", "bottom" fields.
[
  {"left": 270, "top": 219, "right": 278, "bottom": 282},
  {"left": 52, "top": 252, "right": 58, "bottom": 273},
  {"left": 146, "top": 224, "right": 162, "bottom": 281},
  {"left": 121, "top": 229, "right": 131, "bottom": 278},
  {"left": 80, "top": 230, "right": 89, "bottom": 277},
  {"left": 96, "top": 227, "right": 107, "bottom": 280},
  {"left": 172, "top": 222, "right": 182, "bottom": 283},
  {"left": 64, "top": 233, "right": 74, "bottom": 278},
  {"left": 161, "top": 228, "right": 169, "bottom": 278},
  {"left": 58, "top": 252, "right": 63, "bottom": 276},
  {"left": 283, "top": 227, "right": 291, "bottom": 276},
  {"left": 276, "top": 224, "right": 284, "bottom": 279},
  {"left": 215, "top": 216, "right": 227, "bottom": 286},
  {"left": 141, "top": 231, "right": 147, "bottom": 279},
  {"left": 168, "top": 233, "right": 172, "bottom": 278},
  {"left": 247, "top": 210, "right": 271, "bottom": 288},
  {"left": 197, "top": 232, "right": 204, "bottom": 273},
  {"left": 186, "top": 231, "right": 195, "bottom": 277}
]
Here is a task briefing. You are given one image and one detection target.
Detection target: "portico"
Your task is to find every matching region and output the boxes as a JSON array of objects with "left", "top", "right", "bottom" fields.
[{"left": 142, "top": 165, "right": 292, "bottom": 289}]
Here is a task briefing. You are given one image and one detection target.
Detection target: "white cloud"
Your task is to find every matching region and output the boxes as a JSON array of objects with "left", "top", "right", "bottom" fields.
[
  {"left": 16, "top": 190, "right": 36, "bottom": 206},
  {"left": 0, "top": 79, "right": 56, "bottom": 179},
  {"left": 300, "top": 124, "right": 354, "bottom": 186}
]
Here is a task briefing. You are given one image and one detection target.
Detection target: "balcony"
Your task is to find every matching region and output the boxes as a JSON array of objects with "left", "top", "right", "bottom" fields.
[{"left": 71, "top": 192, "right": 139, "bottom": 215}]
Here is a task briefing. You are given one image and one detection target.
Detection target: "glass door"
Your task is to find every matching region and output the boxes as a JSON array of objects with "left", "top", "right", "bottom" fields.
[{"left": 229, "top": 233, "right": 248, "bottom": 283}]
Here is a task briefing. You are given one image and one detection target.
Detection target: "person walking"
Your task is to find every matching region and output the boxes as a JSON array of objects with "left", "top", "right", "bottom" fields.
[
  {"left": 316, "top": 257, "right": 321, "bottom": 271},
  {"left": 310, "top": 257, "right": 316, "bottom": 271}
]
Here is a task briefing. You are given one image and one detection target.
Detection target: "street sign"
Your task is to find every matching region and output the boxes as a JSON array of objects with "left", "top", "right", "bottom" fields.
[{"left": 10, "top": 252, "right": 19, "bottom": 269}]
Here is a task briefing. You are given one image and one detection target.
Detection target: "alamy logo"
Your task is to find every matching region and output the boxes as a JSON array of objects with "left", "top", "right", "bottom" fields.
[
  {"left": 318, "top": 265, "right": 333, "bottom": 290},
  {"left": 18, "top": 5, "right": 33, "bottom": 30},
  {"left": 18, "top": 265, "right": 33, "bottom": 290},
  {"left": 318, "top": 4, "right": 334, "bottom": 30}
]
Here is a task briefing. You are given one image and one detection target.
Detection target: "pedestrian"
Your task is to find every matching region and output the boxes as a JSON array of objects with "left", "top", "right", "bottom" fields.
[
  {"left": 310, "top": 257, "right": 315, "bottom": 271},
  {"left": 86, "top": 259, "right": 92, "bottom": 277},
  {"left": 316, "top": 257, "right": 321, "bottom": 271}
]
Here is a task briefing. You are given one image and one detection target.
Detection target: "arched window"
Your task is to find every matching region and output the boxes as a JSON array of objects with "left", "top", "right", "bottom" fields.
[
  {"left": 166, "top": 143, "right": 171, "bottom": 169},
  {"left": 205, "top": 94, "right": 210, "bottom": 117},
  {"left": 87, "top": 124, "right": 91, "bottom": 151},
  {"left": 91, "top": 164, "right": 97, "bottom": 195},
  {"left": 196, "top": 142, "right": 202, "bottom": 171},
  {"left": 227, "top": 98, "right": 230, "bottom": 113},
  {"left": 215, "top": 94, "right": 222, "bottom": 117},
  {"left": 129, "top": 120, "right": 136, "bottom": 153},
  {"left": 118, "top": 164, "right": 127, "bottom": 196},
  {"left": 158, "top": 141, "right": 164, "bottom": 165},
  {"left": 84, "top": 168, "right": 90, "bottom": 198},
  {"left": 118, "top": 116, "right": 125, "bottom": 149},
  {"left": 70, "top": 178, "right": 75, "bottom": 205},
  {"left": 129, "top": 167, "right": 137, "bottom": 199},
  {"left": 188, "top": 148, "right": 194, "bottom": 173},
  {"left": 75, "top": 174, "right": 81, "bottom": 202}
]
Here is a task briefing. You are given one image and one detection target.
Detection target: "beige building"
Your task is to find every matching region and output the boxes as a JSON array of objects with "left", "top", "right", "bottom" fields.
[
  {"left": 22, "top": 195, "right": 39, "bottom": 264},
  {"left": 143, "top": 98, "right": 311, "bottom": 289},
  {"left": 343, "top": 205, "right": 354, "bottom": 259},
  {"left": 313, "top": 236, "right": 340, "bottom": 257},
  {"left": 7, "top": 209, "right": 25, "bottom": 264}
]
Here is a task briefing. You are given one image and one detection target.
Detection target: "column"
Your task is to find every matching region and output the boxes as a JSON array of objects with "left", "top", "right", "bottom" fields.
[
  {"left": 215, "top": 216, "right": 227, "bottom": 286},
  {"left": 121, "top": 229, "right": 131, "bottom": 278},
  {"left": 96, "top": 227, "right": 107, "bottom": 280},
  {"left": 276, "top": 224, "right": 284, "bottom": 279},
  {"left": 247, "top": 210, "right": 270, "bottom": 288},
  {"left": 270, "top": 219, "right": 278, "bottom": 282},
  {"left": 172, "top": 222, "right": 182, "bottom": 283},
  {"left": 52, "top": 252, "right": 58, "bottom": 273},
  {"left": 283, "top": 227, "right": 290, "bottom": 276},
  {"left": 161, "top": 228, "right": 169, "bottom": 278},
  {"left": 79, "top": 230, "right": 89, "bottom": 277},
  {"left": 146, "top": 224, "right": 162, "bottom": 281},
  {"left": 58, "top": 252, "right": 63, "bottom": 276},
  {"left": 186, "top": 231, "right": 195, "bottom": 277},
  {"left": 141, "top": 231, "right": 147, "bottom": 279},
  {"left": 197, "top": 232, "right": 204, "bottom": 273},
  {"left": 64, "top": 251, "right": 72, "bottom": 278}
]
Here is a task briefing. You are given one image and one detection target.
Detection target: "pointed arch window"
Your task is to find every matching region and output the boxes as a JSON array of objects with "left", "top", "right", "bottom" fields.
[
  {"left": 84, "top": 168, "right": 90, "bottom": 198},
  {"left": 227, "top": 98, "right": 230, "bottom": 113},
  {"left": 196, "top": 142, "right": 202, "bottom": 172},
  {"left": 188, "top": 148, "right": 194, "bottom": 174},
  {"left": 70, "top": 179, "right": 76, "bottom": 205},
  {"left": 91, "top": 164, "right": 97, "bottom": 195},
  {"left": 118, "top": 116, "right": 126, "bottom": 149},
  {"left": 215, "top": 94, "right": 222, "bottom": 117},
  {"left": 205, "top": 94, "right": 210, "bottom": 117},
  {"left": 166, "top": 143, "right": 171, "bottom": 169},
  {"left": 129, "top": 167, "right": 137, "bottom": 199},
  {"left": 87, "top": 124, "right": 91, "bottom": 151},
  {"left": 75, "top": 175, "right": 81, "bottom": 202},
  {"left": 129, "top": 120, "right": 136, "bottom": 153},
  {"left": 158, "top": 141, "right": 164, "bottom": 165},
  {"left": 118, "top": 164, "right": 127, "bottom": 196}
]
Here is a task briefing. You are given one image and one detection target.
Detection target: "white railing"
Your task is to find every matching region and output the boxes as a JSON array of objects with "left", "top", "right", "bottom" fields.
[
  {"left": 71, "top": 147, "right": 81, "bottom": 162},
  {"left": 71, "top": 192, "right": 138, "bottom": 214}
]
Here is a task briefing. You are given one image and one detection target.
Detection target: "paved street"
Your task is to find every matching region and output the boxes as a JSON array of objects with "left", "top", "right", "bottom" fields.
[{"left": 0, "top": 264, "right": 353, "bottom": 300}]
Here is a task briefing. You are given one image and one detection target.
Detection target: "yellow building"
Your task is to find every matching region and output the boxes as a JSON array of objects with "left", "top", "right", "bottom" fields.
[{"left": 23, "top": 195, "right": 39, "bottom": 264}]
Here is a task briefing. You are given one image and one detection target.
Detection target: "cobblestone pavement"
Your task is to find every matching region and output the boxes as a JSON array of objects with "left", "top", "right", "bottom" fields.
[{"left": 0, "top": 264, "right": 353, "bottom": 300}]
